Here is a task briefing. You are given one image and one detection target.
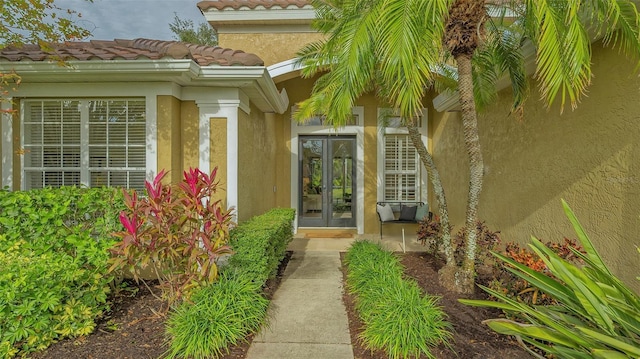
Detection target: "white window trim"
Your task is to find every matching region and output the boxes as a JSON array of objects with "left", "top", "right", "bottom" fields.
[
  {"left": 376, "top": 108, "right": 428, "bottom": 203},
  {"left": 20, "top": 98, "right": 150, "bottom": 189},
  {"left": 290, "top": 106, "right": 365, "bottom": 234},
  {"left": 3, "top": 83, "right": 163, "bottom": 189},
  {"left": 1, "top": 98, "right": 12, "bottom": 189}
]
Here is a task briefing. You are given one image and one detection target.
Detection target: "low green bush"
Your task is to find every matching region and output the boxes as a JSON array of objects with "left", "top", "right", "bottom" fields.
[
  {"left": 164, "top": 271, "right": 270, "bottom": 359},
  {"left": 0, "top": 186, "right": 124, "bottom": 246},
  {"left": 0, "top": 187, "right": 123, "bottom": 358},
  {"left": 462, "top": 200, "right": 640, "bottom": 358},
  {"left": 228, "top": 208, "right": 295, "bottom": 285},
  {"left": 0, "top": 244, "right": 110, "bottom": 357},
  {"left": 164, "top": 207, "right": 294, "bottom": 358},
  {"left": 345, "top": 240, "right": 452, "bottom": 359}
]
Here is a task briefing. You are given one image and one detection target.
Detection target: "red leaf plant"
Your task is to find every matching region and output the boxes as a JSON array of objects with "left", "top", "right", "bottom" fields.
[
  {"left": 488, "top": 238, "right": 585, "bottom": 306},
  {"left": 109, "top": 167, "right": 233, "bottom": 306}
]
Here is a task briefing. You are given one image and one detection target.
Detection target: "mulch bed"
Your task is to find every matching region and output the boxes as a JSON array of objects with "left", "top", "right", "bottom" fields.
[
  {"left": 31, "top": 252, "right": 292, "bottom": 359},
  {"left": 342, "top": 252, "right": 530, "bottom": 359},
  {"left": 33, "top": 251, "right": 530, "bottom": 359}
]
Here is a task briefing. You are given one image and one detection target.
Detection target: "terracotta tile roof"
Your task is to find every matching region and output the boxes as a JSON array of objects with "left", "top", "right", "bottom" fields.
[
  {"left": 197, "top": 0, "right": 311, "bottom": 11},
  {"left": 0, "top": 38, "right": 264, "bottom": 66}
]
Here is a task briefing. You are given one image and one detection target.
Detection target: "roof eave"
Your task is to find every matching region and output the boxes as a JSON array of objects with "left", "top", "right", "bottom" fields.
[
  {"left": 198, "top": 66, "right": 289, "bottom": 113},
  {"left": 0, "top": 60, "right": 289, "bottom": 114},
  {"left": 0, "top": 59, "right": 199, "bottom": 83},
  {"left": 433, "top": 41, "right": 536, "bottom": 112}
]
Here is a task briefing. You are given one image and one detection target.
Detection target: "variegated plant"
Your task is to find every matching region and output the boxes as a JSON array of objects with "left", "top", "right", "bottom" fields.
[{"left": 461, "top": 200, "right": 640, "bottom": 358}]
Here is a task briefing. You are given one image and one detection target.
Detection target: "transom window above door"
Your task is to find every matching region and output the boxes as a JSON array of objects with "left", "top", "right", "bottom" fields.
[{"left": 22, "top": 99, "right": 146, "bottom": 190}]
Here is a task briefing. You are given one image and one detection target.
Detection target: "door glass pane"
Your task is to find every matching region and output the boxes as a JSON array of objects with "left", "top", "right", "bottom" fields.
[
  {"left": 301, "top": 139, "right": 324, "bottom": 220},
  {"left": 331, "top": 140, "right": 353, "bottom": 220}
]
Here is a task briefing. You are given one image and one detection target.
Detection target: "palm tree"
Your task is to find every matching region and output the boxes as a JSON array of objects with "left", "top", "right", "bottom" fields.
[{"left": 295, "top": 0, "right": 640, "bottom": 293}]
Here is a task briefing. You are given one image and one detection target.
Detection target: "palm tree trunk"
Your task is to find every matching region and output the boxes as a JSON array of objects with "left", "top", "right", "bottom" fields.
[
  {"left": 456, "top": 53, "right": 484, "bottom": 294},
  {"left": 406, "top": 124, "right": 454, "bottom": 266}
]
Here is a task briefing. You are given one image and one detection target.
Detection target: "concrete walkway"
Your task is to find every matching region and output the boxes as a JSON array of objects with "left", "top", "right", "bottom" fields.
[{"left": 246, "top": 250, "right": 354, "bottom": 359}]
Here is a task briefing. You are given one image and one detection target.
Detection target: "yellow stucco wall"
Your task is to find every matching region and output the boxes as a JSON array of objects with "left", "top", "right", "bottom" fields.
[
  {"left": 156, "top": 96, "right": 183, "bottom": 184},
  {"left": 237, "top": 103, "right": 290, "bottom": 222},
  {"left": 278, "top": 74, "right": 429, "bottom": 235},
  {"left": 273, "top": 110, "right": 292, "bottom": 209},
  {"left": 180, "top": 101, "right": 200, "bottom": 171},
  {"left": 218, "top": 33, "right": 325, "bottom": 66},
  {"left": 358, "top": 95, "right": 383, "bottom": 235},
  {"left": 210, "top": 117, "right": 228, "bottom": 206},
  {"left": 431, "top": 43, "right": 640, "bottom": 290}
]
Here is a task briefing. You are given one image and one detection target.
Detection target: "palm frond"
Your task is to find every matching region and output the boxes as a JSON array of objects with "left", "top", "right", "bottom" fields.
[
  {"left": 486, "top": 19, "right": 529, "bottom": 114},
  {"left": 296, "top": 40, "right": 332, "bottom": 78},
  {"left": 471, "top": 45, "right": 499, "bottom": 111},
  {"left": 375, "top": 0, "right": 451, "bottom": 118},
  {"left": 587, "top": 0, "right": 640, "bottom": 61}
]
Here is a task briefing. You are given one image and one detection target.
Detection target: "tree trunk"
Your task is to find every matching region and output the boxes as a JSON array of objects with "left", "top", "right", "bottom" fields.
[
  {"left": 455, "top": 53, "right": 484, "bottom": 294},
  {"left": 406, "top": 124, "right": 454, "bottom": 267}
]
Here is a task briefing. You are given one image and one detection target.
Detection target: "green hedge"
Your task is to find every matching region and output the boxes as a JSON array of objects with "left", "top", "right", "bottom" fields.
[
  {"left": 344, "top": 240, "right": 452, "bottom": 359},
  {"left": 228, "top": 208, "right": 295, "bottom": 285},
  {"left": 0, "top": 186, "right": 124, "bottom": 251},
  {"left": 0, "top": 187, "right": 125, "bottom": 358},
  {"left": 165, "top": 207, "right": 295, "bottom": 358}
]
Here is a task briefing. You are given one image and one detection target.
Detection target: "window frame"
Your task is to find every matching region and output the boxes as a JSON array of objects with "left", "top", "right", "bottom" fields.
[
  {"left": 383, "top": 134, "right": 420, "bottom": 202},
  {"left": 21, "top": 98, "right": 147, "bottom": 190},
  {"left": 376, "top": 108, "right": 428, "bottom": 203}
]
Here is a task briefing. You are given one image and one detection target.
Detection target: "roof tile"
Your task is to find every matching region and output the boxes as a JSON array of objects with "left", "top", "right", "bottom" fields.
[
  {"left": 0, "top": 38, "right": 264, "bottom": 66},
  {"left": 197, "top": 0, "right": 310, "bottom": 11}
]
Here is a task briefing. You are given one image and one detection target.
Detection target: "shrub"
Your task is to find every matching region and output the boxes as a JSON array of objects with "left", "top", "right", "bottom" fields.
[
  {"left": 416, "top": 215, "right": 444, "bottom": 254},
  {"left": 110, "top": 168, "right": 234, "bottom": 305},
  {"left": 417, "top": 218, "right": 500, "bottom": 268},
  {"left": 164, "top": 271, "right": 269, "bottom": 359},
  {"left": 488, "top": 238, "right": 585, "bottom": 306},
  {"left": 461, "top": 200, "right": 640, "bottom": 358},
  {"left": 0, "top": 186, "right": 124, "bottom": 253},
  {"left": 345, "top": 240, "right": 452, "bottom": 359},
  {"left": 0, "top": 187, "right": 122, "bottom": 358},
  {"left": 228, "top": 208, "right": 295, "bottom": 285},
  {"left": 0, "top": 247, "right": 110, "bottom": 357}
]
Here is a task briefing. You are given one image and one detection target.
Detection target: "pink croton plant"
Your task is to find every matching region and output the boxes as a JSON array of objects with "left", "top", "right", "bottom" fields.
[{"left": 110, "top": 167, "right": 234, "bottom": 305}]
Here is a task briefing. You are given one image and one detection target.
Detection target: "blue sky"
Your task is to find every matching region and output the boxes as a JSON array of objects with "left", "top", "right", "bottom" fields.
[{"left": 56, "top": 0, "right": 206, "bottom": 41}]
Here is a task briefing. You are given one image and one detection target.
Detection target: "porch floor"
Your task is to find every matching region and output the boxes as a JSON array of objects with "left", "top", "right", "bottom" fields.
[{"left": 289, "top": 232, "right": 426, "bottom": 252}]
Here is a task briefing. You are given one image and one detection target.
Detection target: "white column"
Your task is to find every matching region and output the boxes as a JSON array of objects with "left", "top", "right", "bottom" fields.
[
  {"left": 1, "top": 98, "right": 13, "bottom": 189},
  {"left": 146, "top": 96, "right": 158, "bottom": 182},
  {"left": 196, "top": 100, "right": 240, "bottom": 218}
]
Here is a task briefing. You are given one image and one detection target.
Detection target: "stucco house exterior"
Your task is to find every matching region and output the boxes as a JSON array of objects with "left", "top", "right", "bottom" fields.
[{"left": 1, "top": 1, "right": 639, "bottom": 289}]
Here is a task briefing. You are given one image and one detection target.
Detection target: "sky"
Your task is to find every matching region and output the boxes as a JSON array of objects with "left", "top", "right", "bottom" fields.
[{"left": 55, "top": 0, "right": 207, "bottom": 41}]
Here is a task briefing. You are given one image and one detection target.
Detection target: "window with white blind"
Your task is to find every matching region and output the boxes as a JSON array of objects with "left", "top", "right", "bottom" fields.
[
  {"left": 383, "top": 135, "right": 419, "bottom": 201},
  {"left": 23, "top": 99, "right": 146, "bottom": 190}
]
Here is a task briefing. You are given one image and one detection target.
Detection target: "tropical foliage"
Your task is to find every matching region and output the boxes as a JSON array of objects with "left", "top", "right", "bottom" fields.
[
  {"left": 165, "top": 207, "right": 295, "bottom": 359},
  {"left": 344, "top": 240, "right": 452, "bottom": 359},
  {"left": 461, "top": 201, "right": 640, "bottom": 358},
  {"left": 0, "top": 187, "right": 122, "bottom": 358},
  {"left": 295, "top": 0, "right": 640, "bottom": 293},
  {"left": 110, "top": 168, "right": 233, "bottom": 305},
  {"left": 164, "top": 272, "right": 269, "bottom": 359},
  {"left": 488, "top": 238, "right": 585, "bottom": 306}
]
